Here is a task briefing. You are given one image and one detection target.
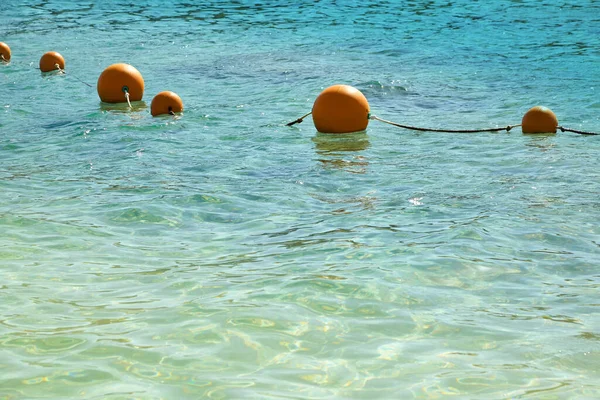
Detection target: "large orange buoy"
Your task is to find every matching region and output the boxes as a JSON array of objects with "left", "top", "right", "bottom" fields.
[
  {"left": 97, "top": 63, "right": 144, "bottom": 103},
  {"left": 312, "top": 84, "right": 370, "bottom": 134},
  {"left": 0, "top": 42, "right": 11, "bottom": 62},
  {"left": 521, "top": 106, "right": 558, "bottom": 134},
  {"left": 39, "top": 51, "right": 65, "bottom": 72},
  {"left": 151, "top": 91, "right": 184, "bottom": 116}
]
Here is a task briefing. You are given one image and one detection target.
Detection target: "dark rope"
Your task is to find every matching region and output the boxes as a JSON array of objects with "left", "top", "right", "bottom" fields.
[
  {"left": 371, "top": 115, "right": 520, "bottom": 133},
  {"left": 559, "top": 126, "right": 600, "bottom": 136},
  {"left": 286, "top": 111, "right": 312, "bottom": 126},
  {"left": 285, "top": 112, "right": 599, "bottom": 136}
]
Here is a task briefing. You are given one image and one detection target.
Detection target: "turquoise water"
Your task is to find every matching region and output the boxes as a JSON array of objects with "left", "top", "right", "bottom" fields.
[{"left": 1, "top": 0, "right": 600, "bottom": 398}]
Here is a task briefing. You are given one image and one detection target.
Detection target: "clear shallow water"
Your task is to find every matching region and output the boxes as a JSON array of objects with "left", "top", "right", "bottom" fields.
[{"left": 1, "top": 0, "right": 599, "bottom": 398}]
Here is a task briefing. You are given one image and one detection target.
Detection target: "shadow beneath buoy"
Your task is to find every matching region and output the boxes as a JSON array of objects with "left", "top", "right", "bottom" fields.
[
  {"left": 40, "top": 70, "right": 65, "bottom": 78},
  {"left": 312, "top": 132, "right": 370, "bottom": 174},
  {"left": 99, "top": 101, "right": 147, "bottom": 113},
  {"left": 524, "top": 133, "right": 556, "bottom": 152},
  {"left": 522, "top": 131, "right": 556, "bottom": 137},
  {"left": 152, "top": 113, "right": 183, "bottom": 122},
  {"left": 312, "top": 131, "right": 370, "bottom": 152}
]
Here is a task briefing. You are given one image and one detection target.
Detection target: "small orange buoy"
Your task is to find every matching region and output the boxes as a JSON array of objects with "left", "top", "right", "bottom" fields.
[
  {"left": 521, "top": 106, "right": 558, "bottom": 134},
  {"left": 0, "top": 42, "right": 11, "bottom": 62},
  {"left": 312, "top": 84, "right": 370, "bottom": 134},
  {"left": 97, "top": 63, "right": 144, "bottom": 103},
  {"left": 39, "top": 51, "right": 65, "bottom": 72},
  {"left": 151, "top": 91, "right": 184, "bottom": 116}
]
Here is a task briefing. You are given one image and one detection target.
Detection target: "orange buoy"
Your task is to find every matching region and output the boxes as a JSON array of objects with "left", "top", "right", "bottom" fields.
[
  {"left": 312, "top": 84, "right": 370, "bottom": 134},
  {"left": 97, "top": 63, "right": 144, "bottom": 103},
  {"left": 39, "top": 51, "right": 65, "bottom": 72},
  {"left": 151, "top": 91, "right": 184, "bottom": 116},
  {"left": 0, "top": 42, "right": 11, "bottom": 62},
  {"left": 521, "top": 106, "right": 558, "bottom": 134}
]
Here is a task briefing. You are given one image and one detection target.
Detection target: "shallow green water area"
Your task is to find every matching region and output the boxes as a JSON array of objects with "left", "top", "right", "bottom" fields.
[{"left": 1, "top": 0, "right": 599, "bottom": 398}]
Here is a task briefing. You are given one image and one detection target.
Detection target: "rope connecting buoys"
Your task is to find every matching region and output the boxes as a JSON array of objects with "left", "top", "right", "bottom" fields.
[
  {"left": 151, "top": 91, "right": 183, "bottom": 116},
  {"left": 289, "top": 91, "right": 599, "bottom": 136},
  {"left": 0, "top": 42, "right": 11, "bottom": 63},
  {"left": 286, "top": 111, "right": 312, "bottom": 127},
  {"left": 558, "top": 126, "right": 599, "bottom": 136},
  {"left": 287, "top": 83, "right": 599, "bottom": 136},
  {"left": 39, "top": 51, "right": 65, "bottom": 72},
  {"left": 97, "top": 63, "right": 144, "bottom": 104},
  {"left": 370, "top": 115, "right": 521, "bottom": 133},
  {"left": 312, "top": 85, "right": 370, "bottom": 134},
  {"left": 521, "top": 106, "right": 558, "bottom": 134}
]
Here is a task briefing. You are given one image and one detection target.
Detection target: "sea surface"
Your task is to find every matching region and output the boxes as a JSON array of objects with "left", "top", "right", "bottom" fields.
[{"left": 1, "top": 0, "right": 600, "bottom": 398}]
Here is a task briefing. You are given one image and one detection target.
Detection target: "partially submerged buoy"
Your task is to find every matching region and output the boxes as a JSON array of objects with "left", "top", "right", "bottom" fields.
[
  {"left": 39, "top": 51, "right": 65, "bottom": 72},
  {"left": 0, "top": 42, "right": 11, "bottom": 62},
  {"left": 151, "top": 91, "right": 183, "bottom": 116},
  {"left": 97, "top": 63, "right": 144, "bottom": 103},
  {"left": 312, "top": 84, "right": 370, "bottom": 134},
  {"left": 521, "top": 106, "right": 558, "bottom": 134}
]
